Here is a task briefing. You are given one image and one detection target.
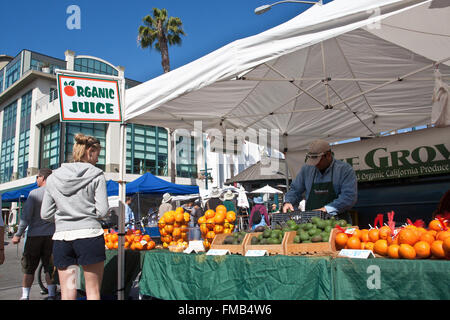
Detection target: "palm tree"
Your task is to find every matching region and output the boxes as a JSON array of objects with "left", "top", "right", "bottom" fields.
[
  {"left": 137, "top": 8, "right": 186, "bottom": 183},
  {"left": 137, "top": 7, "right": 185, "bottom": 73}
]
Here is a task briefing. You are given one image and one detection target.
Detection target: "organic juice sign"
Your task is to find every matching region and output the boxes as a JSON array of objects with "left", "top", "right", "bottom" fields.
[{"left": 57, "top": 73, "right": 122, "bottom": 123}]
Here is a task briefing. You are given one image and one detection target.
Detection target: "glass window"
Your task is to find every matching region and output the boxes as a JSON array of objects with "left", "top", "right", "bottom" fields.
[
  {"left": 40, "top": 121, "right": 60, "bottom": 170},
  {"left": 74, "top": 58, "right": 118, "bottom": 76},
  {"left": 1, "top": 101, "right": 17, "bottom": 183},
  {"left": 5, "top": 60, "right": 21, "bottom": 89},
  {"left": 65, "top": 123, "right": 106, "bottom": 170},
  {"left": 17, "top": 91, "right": 32, "bottom": 178},
  {"left": 176, "top": 135, "right": 197, "bottom": 178},
  {"left": 0, "top": 71, "right": 4, "bottom": 93},
  {"left": 126, "top": 124, "right": 168, "bottom": 176}
]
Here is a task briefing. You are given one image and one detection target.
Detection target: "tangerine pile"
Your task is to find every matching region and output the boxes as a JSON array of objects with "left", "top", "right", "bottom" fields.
[
  {"left": 334, "top": 218, "right": 450, "bottom": 260},
  {"left": 197, "top": 205, "right": 236, "bottom": 250},
  {"left": 158, "top": 207, "right": 190, "bottom": 249},
  {"left": 104, "top": 229, "right": 156, "bottom": 251}
]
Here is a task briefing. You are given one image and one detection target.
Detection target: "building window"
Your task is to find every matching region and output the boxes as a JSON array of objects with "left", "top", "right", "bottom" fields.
[
  {"left": 30, "top": 58, "right": 64, "bottom": 74},
  {"left": 0, "top": 71, "right": 4, "bottom": 93},
  {"left": 1, "top": 101, "right": 17, "bottom": 183},
  {"left": 176, "top": 135, "right": 197, "bottom": 178},
  {"left": 5, "top": 59, "right": 21, "bottom": 89},
  {"left": 126, "top": 125, "right": 168, "bottom": 176},
  {"left": 40, "top": 121, "right": 60, "bottom": 170},
  {"left": 17, "top": 91, "right": 32, "bottom": 178},
  {"left": 65, "top": 123, "right": 106, "bottom": 170},
  {"left": 74, "top": 58, "right": 118, "bottom": 76},
  {"left": 49, "top": 88, "right": 58, "bottom": 102}
]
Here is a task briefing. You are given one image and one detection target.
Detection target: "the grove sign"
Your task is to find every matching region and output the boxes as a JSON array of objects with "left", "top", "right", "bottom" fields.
[{"left": 57, "top": 73, "right": 122, "bottom": 123}]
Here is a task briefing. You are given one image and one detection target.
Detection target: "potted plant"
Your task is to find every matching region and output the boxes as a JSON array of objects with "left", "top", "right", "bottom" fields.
[{"left": 41, "top": 62, "right": 51, "bottom": 73}]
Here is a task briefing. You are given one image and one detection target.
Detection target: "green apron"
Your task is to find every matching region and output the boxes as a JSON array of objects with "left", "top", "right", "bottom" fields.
[{"left": 305, "top": 165, "right": 352, "bottom": 224}]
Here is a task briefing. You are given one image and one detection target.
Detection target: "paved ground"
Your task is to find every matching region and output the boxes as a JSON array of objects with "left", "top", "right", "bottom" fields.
[{"left": 0, "top": 236, "right": 54, "bottom": 300}]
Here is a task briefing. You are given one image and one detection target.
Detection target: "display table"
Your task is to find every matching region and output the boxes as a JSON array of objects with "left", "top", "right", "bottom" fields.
[{"left": 139, "top": 250, "right": 450, "bottom": 300}]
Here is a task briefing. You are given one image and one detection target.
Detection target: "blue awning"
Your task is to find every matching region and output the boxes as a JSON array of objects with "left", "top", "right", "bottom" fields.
[{"left": 1, "top": 182, "right": 38, "bottom": 202}]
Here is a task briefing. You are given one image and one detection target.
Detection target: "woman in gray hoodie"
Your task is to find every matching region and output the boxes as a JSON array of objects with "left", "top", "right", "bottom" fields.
[{"left": 41, "top": 133, "right": 109, "bottom": 300}]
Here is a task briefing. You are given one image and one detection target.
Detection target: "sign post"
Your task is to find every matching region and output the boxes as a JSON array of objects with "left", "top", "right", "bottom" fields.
[{"left": 56, "top": 69, "right": 126, "bottom": 300}]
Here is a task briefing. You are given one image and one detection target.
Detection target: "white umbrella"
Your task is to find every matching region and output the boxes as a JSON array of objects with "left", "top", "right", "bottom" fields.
[{"left": 251, "top": 185, "right": 283, "bottom": 194}]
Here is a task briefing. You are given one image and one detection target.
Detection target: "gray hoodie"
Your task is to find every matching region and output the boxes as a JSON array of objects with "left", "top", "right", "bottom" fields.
[{"left": 41, "top": 162, "right": 109, "bottom": 233}]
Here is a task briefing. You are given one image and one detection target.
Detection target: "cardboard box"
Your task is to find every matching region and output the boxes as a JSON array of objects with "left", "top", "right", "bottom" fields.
[
  {"left": 243, "top": 232, "right": 289, "bottom": 255},
  {"left": 284, "top": 226, "right": 359, "bottom": 255},
  {"left": 210, "top": 232, "right": 249, "bottom": 255}
]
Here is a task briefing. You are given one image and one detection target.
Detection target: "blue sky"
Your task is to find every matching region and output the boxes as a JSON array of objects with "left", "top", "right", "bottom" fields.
[{"left": 1, "top": 0, "right": 331, "bottom": 83}]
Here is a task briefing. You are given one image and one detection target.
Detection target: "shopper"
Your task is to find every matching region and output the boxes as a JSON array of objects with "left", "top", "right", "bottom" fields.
[
  {"left": 12, "top": 168, "right": 56, "bottom": 300},
  {"left": 124, "top": 196, "right": 136, "bottom": 230},
  {"left": 248, "top": 197, "right": 270, "bottom": 230},
  {"left": 158, "top": 193, "right": 173, "bottom": 219},
  {"left": 41, "top": 133, "right": 109, "bottom": 300},
  {"left": 283, "top": 139, "right": 357, "bottom": 223},
  {"left": 205, "top": 187, "right": 223, "bottom": 211},
  {"left": 0, "top": 213, "right": 4, "bottom": 265},
  {"left": 223, "top": 190, "right": 237, "bottom": 213}
]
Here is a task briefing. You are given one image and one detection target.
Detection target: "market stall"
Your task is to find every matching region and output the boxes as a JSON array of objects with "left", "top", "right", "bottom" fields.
[{"left": 112, "top": 0, "right": 450, "bottom": 300}]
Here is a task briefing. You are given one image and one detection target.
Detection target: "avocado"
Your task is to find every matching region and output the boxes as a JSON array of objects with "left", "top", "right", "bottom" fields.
[
  {"left": 257, "top": 234, "right": 264, "bottom": 241},
  {"left": 260, "top": 238, "right": 268, "bottom": 245},
  {"left": 308, "top": 228, "right": 318, "bottom": 236},
  {"left": 299, "top": 232, "right": 310, "bottom": 242},
  {"left": 316, "top": 220, "right": 326, "bottom": 230},
  {"left": 274, "top": 224, "right": 282, "bottom": 230},
  {"left": 232, "top": 239, "right": 239, "bottom": 245},
  {"left": 324, "top": 225, "right": 333, "bottom": 233},
  {"left": 224, "top": 235, "right": 235, "bottom": 244},
  {"left": 263, "top": 229, "right": 272, "bottom": 238},
  {"left": 321, "top": 232, "right": 330, "bottom": 241},
  {"left": 251, "top": 237, "right": 259, "bottom": 245},
  {"left": 268, "top": 237, "right": 281, "bottom": 245},
  {"left": 294, "top": 235, "right": 301, "bottom": 243},
  {"left": 304, "top": 223, "right": 314, "bottom": 231},
  {"left": 311, "top": 235, "right": 323, "bottom": 242},
  {"left": 286, "top": 219, "right": 297, "bottom": 227},
  {"left": 311, "top": 217, "right": 320, "bottom": 225},
  {"left": 337, "top": 219, "right": 347, "bottom": 227},
  {"left": 233, "top": 232, "right": 240, "bottom": 238},
  {"left": 237, "top": 235, "right": 245, "bottom": 243},
  {"left": 302, "top": 240, "right": 312, "bottom": 243}
]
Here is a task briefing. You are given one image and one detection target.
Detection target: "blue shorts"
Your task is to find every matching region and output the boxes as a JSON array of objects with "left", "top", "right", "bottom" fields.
[{"left": 53, "top": 235, "right": 106, "bottom": 268}]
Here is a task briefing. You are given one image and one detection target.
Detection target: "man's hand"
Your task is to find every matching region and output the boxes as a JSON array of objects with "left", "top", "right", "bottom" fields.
[
  {"left": 314, "top": 207, "right": 327, "bottom": 213},
  {"left": 12, "top": 235, "right": 21, "bottom": 245},
  {"left": 282, "top": 203, "right": 294, "bottom": 213}
]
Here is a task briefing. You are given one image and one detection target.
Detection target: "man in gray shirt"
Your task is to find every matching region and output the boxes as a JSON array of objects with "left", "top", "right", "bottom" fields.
[{"left": 12, "top": 168, "right": 56, "bottom": 300}]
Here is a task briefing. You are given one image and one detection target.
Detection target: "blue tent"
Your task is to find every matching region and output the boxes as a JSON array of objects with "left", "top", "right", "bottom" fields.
[
  {"left": 1, "top": 182, "right": 38, "bottom": 202},
  {"left": 106, "top": 172, "right": 199, "bottom": 196}
]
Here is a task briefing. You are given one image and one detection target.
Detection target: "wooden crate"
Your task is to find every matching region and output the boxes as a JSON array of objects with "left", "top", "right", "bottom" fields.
[
  {"left": 210, "top": 232, "right": 249, "bottom": 255},
  {"left": 243, "top": 232, "right": 289, "bottom": 256},
  {"left": 284, "top": 226, "right": 360, "bottom": 255}
]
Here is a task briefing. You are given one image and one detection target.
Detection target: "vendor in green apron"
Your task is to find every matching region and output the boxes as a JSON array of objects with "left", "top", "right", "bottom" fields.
[{"left": 282, "top": 139, "right": 358, "bottom": 224}]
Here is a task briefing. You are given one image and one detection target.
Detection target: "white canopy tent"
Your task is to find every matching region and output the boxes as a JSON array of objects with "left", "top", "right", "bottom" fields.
[
  {"left": 124, "top": 0, "right": 450, "bottom": 176},
  {"left": 251, "top": 185, "right": 284, "bottom": 194}
]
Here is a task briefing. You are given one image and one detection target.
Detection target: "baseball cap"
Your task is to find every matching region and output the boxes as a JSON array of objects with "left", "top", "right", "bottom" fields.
[{"left": 305, "top": 139, "right": 331, "bottom": 166}]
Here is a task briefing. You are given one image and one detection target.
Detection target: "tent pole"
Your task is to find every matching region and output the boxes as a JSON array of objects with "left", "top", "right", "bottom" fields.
[
  {"left": 118, "top": 122, "right": 126, "bottom": 301},
  {"left": 117, "top": 71, "right": 127, "bottom": 300}
]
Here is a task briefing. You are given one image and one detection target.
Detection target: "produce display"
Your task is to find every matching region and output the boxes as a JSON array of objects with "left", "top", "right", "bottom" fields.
[
  {"left": 275, "top": 216, "right": 350, "bottom": 244},
  {"left": 197, "top": 205, "right": 236, "bottom": 250},
  {"left": 334, "top": 218, "right": 450, "bottom": 259},
  {"left": 158, "top": 207, "right": 191, "bottom": 250},
  {"left": 104, "top": 228, "right": 156, "bottom": 251}
]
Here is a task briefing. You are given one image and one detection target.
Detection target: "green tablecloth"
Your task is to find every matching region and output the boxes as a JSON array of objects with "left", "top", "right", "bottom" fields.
[{"left": 139, "top": 250, "right": 450, "bottom": 300}]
